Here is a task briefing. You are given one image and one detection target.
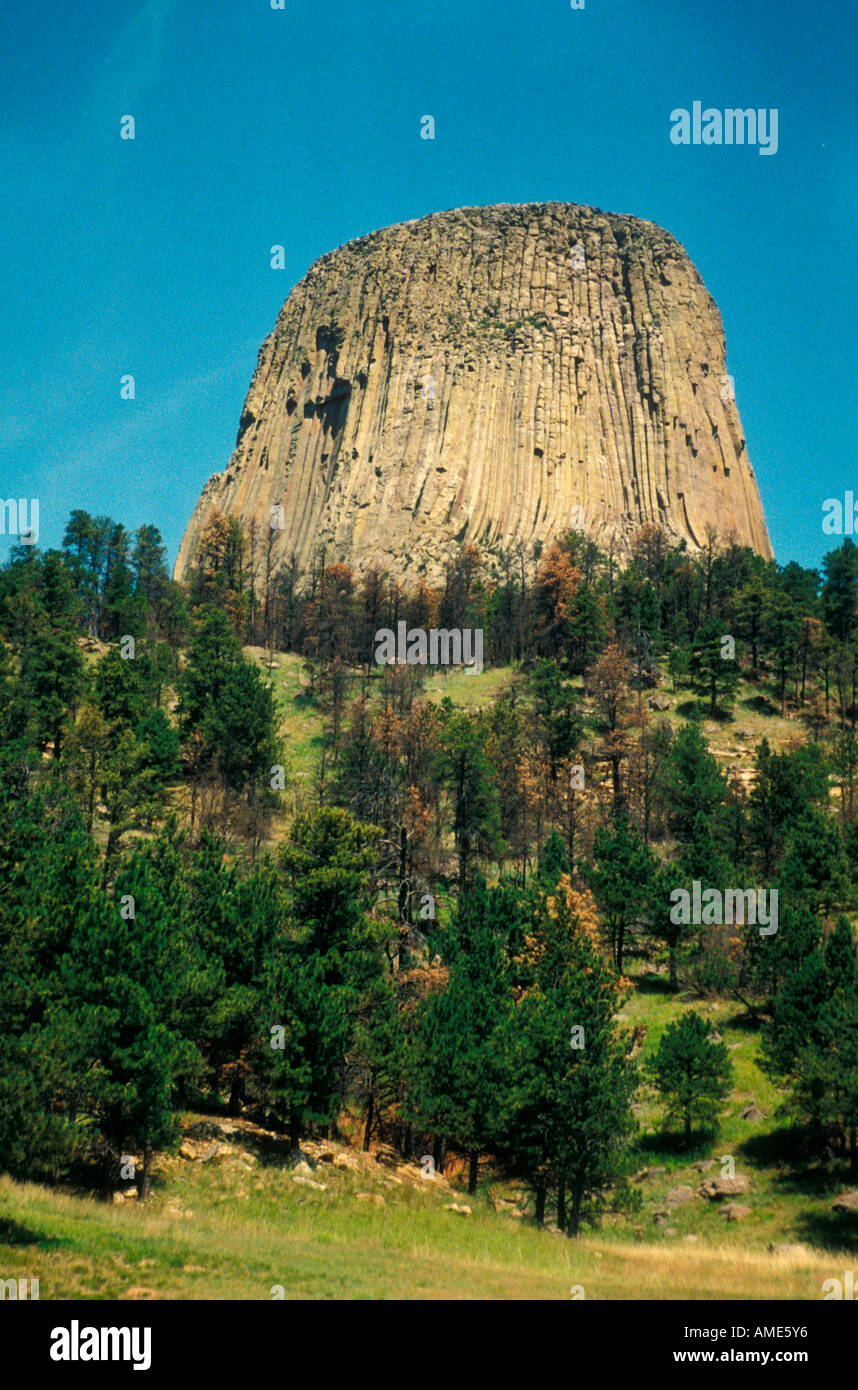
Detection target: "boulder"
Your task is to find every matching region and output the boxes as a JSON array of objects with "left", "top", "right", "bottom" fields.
[
  {"left": 333, "top": 1151, "right": 359, "bottom": 1171},
  {"left": 665, "top": 1185, "right": 695, "bottom": 1207},
  {"left": 178, "top": 1139, "right": 224, "bottom": 1162},
  {"left": 722, "top": 1203, "right": 752, "bottom": 1221},
  {"left": 355, "top": 1192, "right": 385, "bottom": 1206},
  {"left": 699, "top": 1175, "right": 750, "bottom": 1200},
  {"left": 832, "top": 1191, "right": 858, "bottom": 1213}
]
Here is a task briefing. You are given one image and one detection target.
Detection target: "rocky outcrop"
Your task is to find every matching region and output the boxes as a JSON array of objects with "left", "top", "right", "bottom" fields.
[
  {"left": 699, "top": 1175, "right": 751, "bottom": 1200},
  {"left": 175, "top": 202, "right": 772, "bottom": 584}
]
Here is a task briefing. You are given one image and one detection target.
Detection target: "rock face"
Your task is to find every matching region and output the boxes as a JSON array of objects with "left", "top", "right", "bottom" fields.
[{"left": 175, "top": 202, "right": 772, "bottom": 585}]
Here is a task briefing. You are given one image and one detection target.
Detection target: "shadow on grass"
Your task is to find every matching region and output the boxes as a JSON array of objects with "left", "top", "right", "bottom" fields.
[
  {"left": 674, "top": 699, "right": 735, "bottom": 723},
  {"left": 0, "top": 1216, "right": 62, "bottom": 1250},
  {"left": 675, "top": 700, "right": 706, "bottom": 720},
  {"left": 632, "top": 1129, "right": 719, "bottom": 1163},
  {"left": 722, "top": 1009, "right": 765, "bottom": 1032},
  {"left": 756, "top": 1144, "right": 858, "bottom": 1201},
  {"left": 631, "top": 972, "right": 675, "bottom": 997},
  {"left": 741, "top": 693, "right": 779, "bottom": 716},
  {"left": 795, "top": 1210, "right": 858, "bottom": 1253},
  {"left": 741, "top": 1126, "right": 815, "bottom": 1169}
]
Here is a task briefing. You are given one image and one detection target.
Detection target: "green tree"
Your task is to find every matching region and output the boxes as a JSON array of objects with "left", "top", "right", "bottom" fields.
[
  {"left": 690, "top": 617, "right": 740, "bottom": 717},
  {"left": 822, "top": 539, "right": 858, "bottom": 643},
  {"left": 0, "top": 781, "right": 96, "bottom": 1181},
  {"left": 278, "top": 806, "right": 383, "bottom": 984},
  {"left": 525, "top": 661, "right": 583, "bottom": 782},
  {"left": 649, "top": 1011, "right": 733, "bottom": 1145},
  {"left": 762, "top": 592, "right": 803, "bottom": 715},
  {"left": 94, "top": 646, "right": 150, "bottom": 728},
  {"left": 586, "top": 814, "right": 657, "bottom": 973},
  {"left": 763, "top": 917, "right": 858, "bottom": 1168},
  {"left": 137, "top": 708, "right": 181, "bottom": 786},
  {"left": 748, "top": 739, "right": 830, "bottom": 876},
  {"left": 57, "top": 850, "right": 202, "bottom": 1197},
  {"left": 255, "top": 944, "right": 350, "bottom": 1148},
  {"left": 437, "top": 706, "right": 502, "bottom": 890},
  {"left": 500, "top": 880, "right": 637, "bottom": 1232},
  {"left": 410, "top": 879, "right": 512, "bottom": 1192},
  {"left": 668, "top": 640, "right": 691, "bottom": 692},
  {"left": 652, "top": 860, "right": 693, "bottom": 992},
  {"left": 13, "top": 598, "right": 84, "bottom": 759}
]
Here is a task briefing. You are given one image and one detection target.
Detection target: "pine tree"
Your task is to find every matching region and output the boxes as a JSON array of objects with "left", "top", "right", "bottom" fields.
[
  {"left": 410, "top": 879, "right": 512, "bottom": 1192},
  {"left": 500, "top": 878, "right": 637, "bottom": 1232},
  {"left": 256, "top": 944, "right": 351, "bottom": 1148},
  {"left": 649, "top": 1012, "right": 733, "bottom": 1145},
  {"left": 586, "top": 814, "right": 656, "bottom": 973},
  {"left": 690, "top": 617, "right": 740, "bottom": 716},
  {"left": 55, "top": 846, "right": 202, "bottom": 1197},
  {"left": 437, "top": 707, "right": 502, "bottom": 890}
]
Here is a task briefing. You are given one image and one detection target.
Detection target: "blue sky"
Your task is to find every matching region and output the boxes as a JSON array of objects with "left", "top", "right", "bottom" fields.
[{"left": 1, "top": 0, "right": 855, "bottom": 573}]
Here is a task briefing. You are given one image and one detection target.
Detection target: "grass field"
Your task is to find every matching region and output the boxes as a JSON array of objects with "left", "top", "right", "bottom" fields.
[
  {"left": 2, "top": 966, "right": 855, "bottom": 1301},
  {"left": 0, "top": 1119, "right": 849, "bottom": 1302},
  {"left": 247, "top": 649, "right": 803, "bottom": 796}
]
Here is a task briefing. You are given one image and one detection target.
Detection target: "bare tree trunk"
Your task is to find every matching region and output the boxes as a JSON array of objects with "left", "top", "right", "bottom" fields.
[
  {"left": 468, "top": 1148, "right": 479, "bottom": 1195},
  {"left": 535, "top": 1176, "right": 547, "bottom": 1225},
  {"left": 140, "top": 1137, "right": 153, "bottom": 1202}
]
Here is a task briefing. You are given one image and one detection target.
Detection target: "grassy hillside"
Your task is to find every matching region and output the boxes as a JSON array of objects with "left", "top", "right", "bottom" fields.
[
  {"left": 250, "top": 648, "right": 803, "bottom": 795},
  {"left": 3, "top": 651, "right": 854, "bottom": 1302},
  {"left": 0, "top": 1113, "right": 849, "bottom": 1301},
  {"left": 3, "top": 933, "right": 856, "bottom": 1300}
]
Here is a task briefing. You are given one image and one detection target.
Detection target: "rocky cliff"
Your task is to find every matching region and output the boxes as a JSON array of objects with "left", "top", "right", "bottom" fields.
[{"left": 175, "top": 202, "right": 772, "bottom": 585}]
